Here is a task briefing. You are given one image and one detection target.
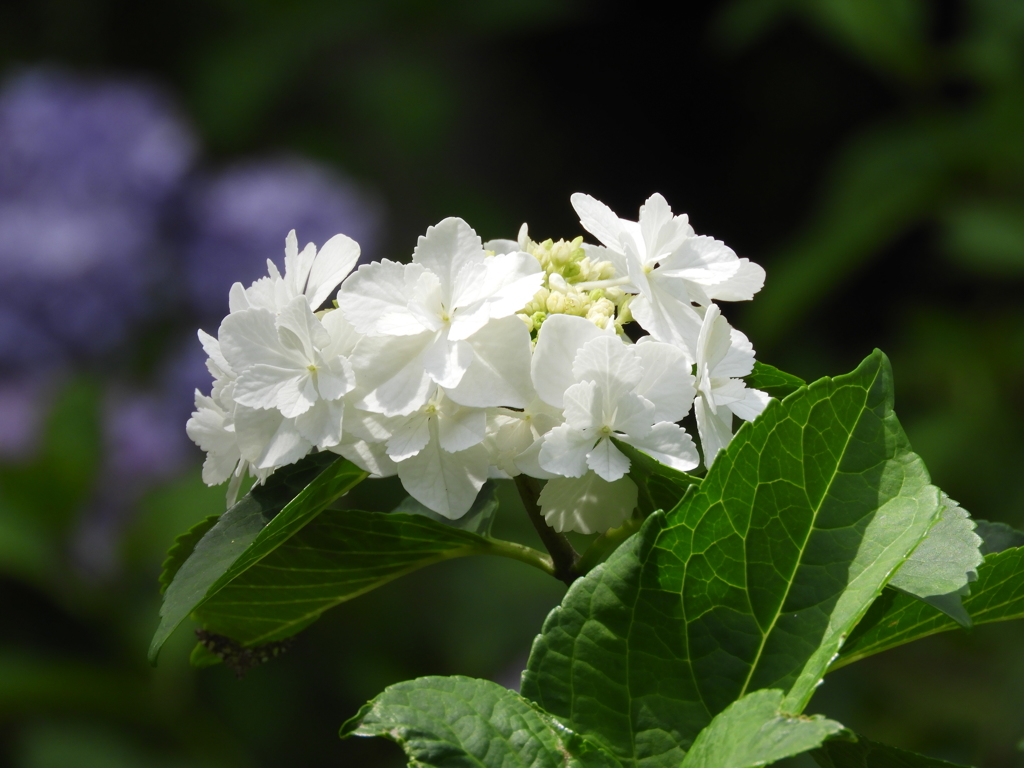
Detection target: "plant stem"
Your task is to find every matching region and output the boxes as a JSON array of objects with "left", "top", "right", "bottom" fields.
[
  {"left": 514, "top": 475, "right": 580, "bottom": 586},
  {"left": 480, "top": 539, "right": 556, "bottom": 578}
]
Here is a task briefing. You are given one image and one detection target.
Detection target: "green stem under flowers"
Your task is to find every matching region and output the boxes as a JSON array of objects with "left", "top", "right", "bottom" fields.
[
  {"left": 573, "top": 515, "right": 644, "bottom": 576},
  {"left": 514, "top": 475, "right": 580, "bottom": 586},
  {"left": 480, "top": 539, "right": 556, "bottom": 578}
]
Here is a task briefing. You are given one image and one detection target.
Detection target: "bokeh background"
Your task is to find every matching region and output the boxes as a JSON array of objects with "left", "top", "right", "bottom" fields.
[{"left": 1, "top": 0, "right": 1023, "bottom": 766}]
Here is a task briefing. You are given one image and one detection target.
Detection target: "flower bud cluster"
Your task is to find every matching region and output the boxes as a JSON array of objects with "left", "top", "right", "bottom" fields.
[
  {"left": 500, "top": 229, "right": 627, "bottom": 335},
  {"left": 188, "top": 193, "right": 771, "bottom": 534}
]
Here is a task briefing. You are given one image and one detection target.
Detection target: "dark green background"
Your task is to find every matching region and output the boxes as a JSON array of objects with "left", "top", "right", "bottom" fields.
[{"left": 1, "top": 0, "right": 1023, "bottom": 766}]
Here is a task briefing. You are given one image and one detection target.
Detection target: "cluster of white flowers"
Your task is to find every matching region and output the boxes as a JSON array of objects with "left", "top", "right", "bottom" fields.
[{"left": 187, "top": 193, "right": 769, "bottom": 534}]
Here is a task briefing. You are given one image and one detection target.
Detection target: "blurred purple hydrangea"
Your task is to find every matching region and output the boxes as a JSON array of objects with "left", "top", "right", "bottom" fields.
[
  {"left": 181, "top": 157, "right": 382, "bottom": 320},
  {"left": 0, "top": 68, "right": 197, "bottom": 373},
  {"left": 0, "top": 378, "right": 51, "bottom": 459}
]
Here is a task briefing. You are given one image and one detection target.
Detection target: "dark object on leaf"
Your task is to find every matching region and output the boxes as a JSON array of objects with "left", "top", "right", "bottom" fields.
[{"left": 195, "top": 629, "right": 294, "bottom": 679}]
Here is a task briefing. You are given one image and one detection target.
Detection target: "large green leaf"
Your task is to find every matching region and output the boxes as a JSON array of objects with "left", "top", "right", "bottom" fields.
[
  {"left": 744, "top": 361, "right": 806, "bottom": 400},
  {"left": 812, "top": 734, "right": 969, "bottom": 768},
  {"left": 148, "top": 453, "right": 368, "bottom": 661},
  {"left": 341, "top": 675, "right": 623, "bottom": 768},
  {"left": 192, "top": 506, "right": 551, "bottom": 647},
  {"left": 834, "top": 545, "right": 1024, "bottom": 670},
  {"left": 887, "top": 494, "right": 982, "bottom": 628},
  {"left": 681, "top": 689, "right": 845, "bottom": 768},
  {"left": 159, "top": 515, "right": 219, "bottom": 594},
  {"left": 521, "top": 351, "right": 942, "bottom": 768},
  {"left": 974, "top": 520, "right": 1024, "bottom": 555}
]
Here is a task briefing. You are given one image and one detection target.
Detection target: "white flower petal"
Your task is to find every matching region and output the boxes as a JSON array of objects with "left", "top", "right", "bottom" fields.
[
  {"left": 350, "top": 333, "right": 434, "bottom": 416},
  {"left": 695, "top": 395, "right": 734, "bottom": 468},
  {"left": 219, "top": 308, "right": 303, "bottom": 373},
  {"left": 277, "top": 295, "right": 330, "bottom": 355},
  {"left": 338, "top": 259, "right": 431, "bottom": 336},
  {"left": 198, "top": 329, "right": 233, "bottom": 378},
  {"left": 330, "top": 439, "right": 397, "bottom": 478},
  {"left": 343, "top": 402, "right": 396, "bottom": 442},
  {"left": 639, "top": 193, "right": 692, "bottom": 260},
  {"left": 657, "top": 235, "right": 741, "bottom": 287},
  {"left": 513, "top": 436, "right": 558, "bottom": 479},
  {"left": 387, "top": 411, "right": 432, "bottom": 461},
  {"left": 306, "top": 233, "right": 360, "bottom": 309},
  {"left": 446, "top": 316, "right": 534, "bottom": 409},
  {"left": 422, "top": 334, "right": 472, "bottom": 390},
  {"left": 412, "top": 217, "right": 486, "bottom": 306},
  {"left": 437, "top": 404, "right": 487, "bottom": 453},
  {"left": 448, "top": 251, "right": 543, "bottom": 340},
  {"left": 620, "top": 422, "right": 699, "bottom": 473},
  {"left": 633, "top": 340, "right": 695, "bottom": 423},
  {"left": 294, "top": 398, "right": 344, "bottom": 449},
  {"left": 562, "top": 380, "right": 600, "bottom": 431},
  {"left": 283, "top": 238, "right": 317, "bottom": 300},
  {"left": 629, "top": 282, "right": 703, "bottom": 357},
  {"left": 710, "top": 378, "right": 747, "bottom": 408},
  {"left": 571, "top": 193, "right": 627, "bottom": 251},
  {"left": 539, "top": 473, "right": 637, "bottom": 534},
  {"left": 397, "top": 432, "right": 489, "bottom": 519},
  {"left": 608, "top": 391, "right": 656, "bottom": 438},
  {"left": 694, "top": 302, "right": 727, "bottom": 370},
  {"left": 531, "top": 314, "right": 610, "bottom": 408},
  {"left": 483, "top": 238, "right": 519, "bottom": 254},
  {"left": 315, "top": 354, "right": 355, "bottom": 401},
  {"left": 320, "top": 309, "right": 361, "bottom": 359},
  {"left": 539, "top": 423, "right": 594, "bottom": 478},
  {"left": 572, "top": 335, "right": 643, "bottom": 398},
  {"left": 233, "top": 365, "right": 308, "bottom": 413},
  {"left": 729, "top": 387, "right": 771, "bottom": 422},
  {"left": 234, "top": 406, "right": 312, "bottom": 470},
  {"left": 715, "top": 327, "right": 756, "bottom": 379},
  {"left": 586, "top": 437, "right": 631, "bottom": 482},
  {"left": 707, "top": 259, "right": 765, "bottom": 302},
  {"left": 186, "top": 392, "right": 239, "bottom": 485}
]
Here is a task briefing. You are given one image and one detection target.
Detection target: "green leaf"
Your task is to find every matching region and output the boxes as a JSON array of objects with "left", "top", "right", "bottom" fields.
[
  {"left": 191, "top": 507, "right": 551, "bottom": 647},
  {"left": 681, "top": 689, "right": 845, "bottom": 768},
  {"left": 613, "top": 438, "right": 702, "bottom": 515},
  {"left": 341, "top": 675, "right": 623, "bottom": 768},
  {"left": 158, "top": 515, "right": 219, "bottom": 595},
  {"left": 834, "top": 544, "right": 1024, "bottom": 670},
  {"left": 521, "top": 350, "right": 943, "bottom": 768},
  {"left": 744, "top": 361, "right": 807, "bottom": 400},
  {"left": 887, "top": 494, "right": 982, "bottom": 628},
  {"left": 812, "top": 734, "right": 970, "bottom": 768},
  {"left": 974, "top": 520, "right": 1024, "bottom": 555},
  {"left": 148, "top": 453, "right": 368, "bottom": 662},
  {"left": 390, "top": 480, "right": 499, "bottom": 535}
]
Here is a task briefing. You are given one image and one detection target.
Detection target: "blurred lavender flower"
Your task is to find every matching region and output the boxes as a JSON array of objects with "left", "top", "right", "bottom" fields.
[
  {"left": 0, "top": 379, "right": 50, "bottom": 460},
  {"left": 74, "top": 383, "right": 195, "bottom": 578},
  {"left": 0, "top": 68, "right": 197, "bottom": 374},
  {"left": 181, "top": 157, "right": 382, "bottom": 319}
]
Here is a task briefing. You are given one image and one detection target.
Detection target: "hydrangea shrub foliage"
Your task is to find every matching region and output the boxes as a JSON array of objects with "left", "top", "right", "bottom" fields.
[{"left": 153, "top": 193, "right": 1023, "bottom": 768}]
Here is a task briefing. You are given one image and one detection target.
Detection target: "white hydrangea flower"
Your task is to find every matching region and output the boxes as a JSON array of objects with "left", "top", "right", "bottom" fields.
[
  {"left": 376, "top": 386, "right": 491, "bottom": 519},
  {"left": 229, "top": 229, "right": 361, "bottom": 314},
  {"left": 525, "top": 314, "right": 700, "bottom": 533},
  {"left": 188, "top": 232, "right": 367, "bottom": 497},
  {"left": 693, "top": 303, "right": 770, "bottom": 467},
  {"left": 337, "top": 217, "right": 542, "bottom": 414},
  {"left": 219, "top": 297, "right": 355, "bottom": 422},
  {"left": 570, "top": 192, "right": 765, "bottom": 356},
  {"left": 485, "top": 397, "right": 563, "bottom": 479},
  {"left": 186, "top": 329, "right": 275, "bottom": 502}
]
